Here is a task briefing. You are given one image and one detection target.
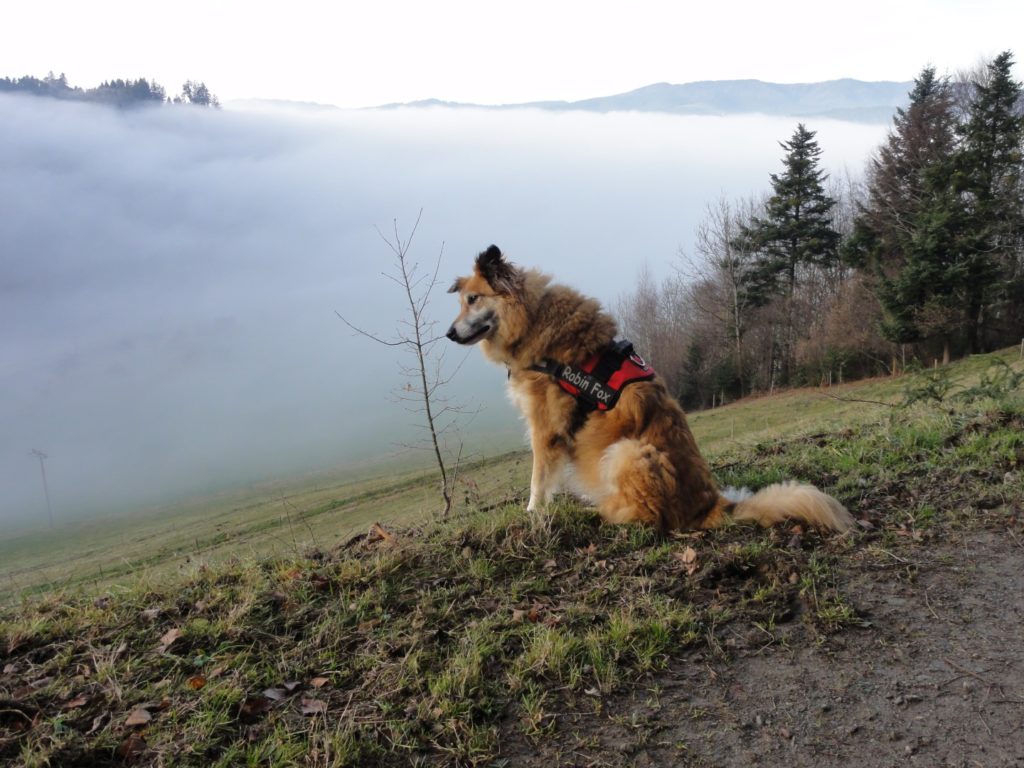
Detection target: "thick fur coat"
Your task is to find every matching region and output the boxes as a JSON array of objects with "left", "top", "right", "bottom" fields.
[{"left": 446, "top": 246, "right": 853, "bottom": 534}]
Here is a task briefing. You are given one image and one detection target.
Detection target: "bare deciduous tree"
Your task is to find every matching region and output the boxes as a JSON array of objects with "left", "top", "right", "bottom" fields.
[
  {"left": 677, "top": 194, "right": 763, "bottom": 396},
  {"left": 616, "top": 265, "right": 691, "bottom": 396},
  {"left": 336, "top": 212, "right": 465, "bottom": 517}
]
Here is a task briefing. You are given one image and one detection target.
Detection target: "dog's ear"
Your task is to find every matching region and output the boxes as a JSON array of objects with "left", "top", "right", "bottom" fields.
[
  {"left": 475, "top": 245, "right": 519, "bottom": 294},
  {"left": 447, "top": 277, "right": 465, "bottom": 294}
]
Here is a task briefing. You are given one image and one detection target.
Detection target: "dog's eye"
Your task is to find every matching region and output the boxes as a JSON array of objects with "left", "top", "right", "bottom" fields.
[{"left": 467, "top": 294, "right": 478, "bottom": 306}]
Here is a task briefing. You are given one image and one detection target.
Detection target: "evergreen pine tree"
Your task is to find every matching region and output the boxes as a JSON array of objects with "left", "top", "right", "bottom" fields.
[
  {"left": 845, "top": 67, "right": 963, "bottom": 362},
  {"left": 955, "top": 50, "right": 1024, "bottom": 351},
  {"left": 737, "top": 123, "right": 839, "bottom": 383}
]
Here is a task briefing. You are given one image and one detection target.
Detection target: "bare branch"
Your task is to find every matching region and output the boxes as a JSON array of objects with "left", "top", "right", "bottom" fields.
[{"left": 334, "top": 310, "right": 409, "bottom": 347}]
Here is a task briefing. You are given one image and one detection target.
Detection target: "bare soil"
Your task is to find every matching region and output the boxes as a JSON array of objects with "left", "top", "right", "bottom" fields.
[{"left": 505, "top": 530, "right": 1024, "bottom": 767}]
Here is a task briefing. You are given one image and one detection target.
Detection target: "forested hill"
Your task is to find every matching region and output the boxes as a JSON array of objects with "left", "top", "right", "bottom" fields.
[{"left": 0, "top": 73, "right": 218, "bottom": 108}]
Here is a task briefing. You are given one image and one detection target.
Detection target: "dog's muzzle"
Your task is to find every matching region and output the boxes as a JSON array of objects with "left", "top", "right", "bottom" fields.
[{"left": 446, "top": 320, "right": 492, "bottom": 345}]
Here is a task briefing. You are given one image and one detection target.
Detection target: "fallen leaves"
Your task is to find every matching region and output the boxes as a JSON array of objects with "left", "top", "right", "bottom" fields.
[
  {"left": 511, "top": 601, "right": 562, "bottom": 627},
  {"left": 235, "top": 679, "right": 332, "bottom": 722},
  {"left": 62, "top": 694, "right": 89, "bottom": 710},
  {"left": 300, "top": 697, "right": 327, "bottom": 716},
  {"left": 676, "top": 546, "right": 700, "bottom": 576},
  {"left": 185, "top": 675, "right": 207, "bottom": 691},
  {"left": 262, "top": 687, "right": 287, "bottom": 702},
  {"left": 124, "top": 708, "right": 152, "bottom": 727},
  {"left": 123, "top": 697, "right": 171, "bottom": 728},
  {"left": 117, "top": 733, "right": 148, "bottom": 764},
  {"left": 157, "top": 627, "right": 184, "bottom": 653}
]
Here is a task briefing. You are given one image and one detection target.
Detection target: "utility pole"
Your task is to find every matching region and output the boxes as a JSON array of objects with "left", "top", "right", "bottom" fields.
[{"left": 30, "top": 449, "right": 54, "bottom": 529}]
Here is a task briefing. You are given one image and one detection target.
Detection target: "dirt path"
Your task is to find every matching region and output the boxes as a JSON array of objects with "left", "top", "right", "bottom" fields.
[{"left": 512, "top": 531, "right": 1024, "bottom": 767}]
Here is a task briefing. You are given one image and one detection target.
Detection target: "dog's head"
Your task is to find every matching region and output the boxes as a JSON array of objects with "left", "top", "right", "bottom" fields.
[{"left": 445, "top": 245, "right": 522, "bottom": 346}]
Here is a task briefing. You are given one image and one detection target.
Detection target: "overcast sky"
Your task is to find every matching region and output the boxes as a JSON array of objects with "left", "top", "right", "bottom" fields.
[{"left": 1, "top": 0, "right": 1020, "bottom": 107}]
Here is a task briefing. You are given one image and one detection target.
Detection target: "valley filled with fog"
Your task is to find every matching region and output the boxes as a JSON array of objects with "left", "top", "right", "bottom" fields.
[{"left": 0, "top": 95, "right": 886, "bottom": 527}]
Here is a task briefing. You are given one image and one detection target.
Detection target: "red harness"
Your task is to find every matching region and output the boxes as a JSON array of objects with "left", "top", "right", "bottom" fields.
[{"left": 530, "top": 340, "right": 655, "bottom": 411}]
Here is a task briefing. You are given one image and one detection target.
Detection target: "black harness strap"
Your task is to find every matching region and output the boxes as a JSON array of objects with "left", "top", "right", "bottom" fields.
[{"left": 528, "top": 339, "right": 654, "bottom": 438}]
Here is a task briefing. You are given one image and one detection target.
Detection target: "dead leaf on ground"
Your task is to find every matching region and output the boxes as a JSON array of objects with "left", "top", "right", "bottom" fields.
[
  {"left": 157, "top": 627, "right": 184, "bottom": 652},
  {"left": 676, "top": 546, "right": 700, "bottom": 575},
  {"left": 140, "top": 607, "right": 161, "bottom": 622},
  {"left": 263, "top": 687, "right": 287, "bottom": 701},
  {"left": 300, "top": 697, "right": 327, "bottom": 715},
  {"left": 125, "top": 708, "right": 152, "bottom": 727},
  {"left": 62, "top": 695, "right": 89, "bottom": 710},
  {"left": 310, "top": 676, "right": 329, "bottom": 689},
  {"left": 186, "top": 675, "right": 207, "bottom": 691},
  {"left": 117, "top": 733, "right": 148, "bottom": 764}
]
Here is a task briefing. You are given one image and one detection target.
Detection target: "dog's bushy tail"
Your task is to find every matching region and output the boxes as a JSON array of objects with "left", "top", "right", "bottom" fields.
[{"left": 708, "top": 481, "right": 854, "bottom": 533}]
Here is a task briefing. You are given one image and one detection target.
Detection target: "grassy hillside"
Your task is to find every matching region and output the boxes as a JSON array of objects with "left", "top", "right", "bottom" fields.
[
  {"left": 1, "top": 350, "right": 1022, "bottom": 766},
  {"left": 2, "top": 349, "right": 989, "bottom": 603}
]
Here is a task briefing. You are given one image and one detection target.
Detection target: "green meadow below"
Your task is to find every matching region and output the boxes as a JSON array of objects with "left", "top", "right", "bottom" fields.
[{"left": 1, "top": 350, "right": 1023, "bottom": 767}]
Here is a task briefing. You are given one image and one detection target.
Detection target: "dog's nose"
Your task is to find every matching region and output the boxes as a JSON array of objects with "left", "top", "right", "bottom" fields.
[{"left": 446, "top": 325, "right": 459, "bottom": 341}]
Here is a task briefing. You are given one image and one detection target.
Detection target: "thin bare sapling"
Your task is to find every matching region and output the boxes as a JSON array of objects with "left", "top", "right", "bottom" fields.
[{"left": 336, "top": 213, "right": 467, "bottom": 516}]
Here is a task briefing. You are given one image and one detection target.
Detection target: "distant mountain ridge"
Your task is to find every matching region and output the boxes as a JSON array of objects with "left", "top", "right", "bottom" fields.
[{"left": 378, "top": 78, "right": 913, "bottom": 123}]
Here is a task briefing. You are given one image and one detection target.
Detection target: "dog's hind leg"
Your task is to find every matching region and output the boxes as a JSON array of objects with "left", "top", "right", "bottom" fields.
[{"left": 595, "top": 439, "right": 675, "bottom": 530}]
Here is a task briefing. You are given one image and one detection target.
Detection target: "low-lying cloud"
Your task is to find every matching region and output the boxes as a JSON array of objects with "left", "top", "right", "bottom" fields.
[{"left": 0, "top": 95, "right": 885, "bottom": 528}]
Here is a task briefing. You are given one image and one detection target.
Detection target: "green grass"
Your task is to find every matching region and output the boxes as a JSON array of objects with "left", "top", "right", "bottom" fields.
[
  {"left": 1, "top": 349, "right": 1022, "bottom": 766},
  {"left": 4, "top": 348, "right": 1019, "bottom": 605},
  {"left": 0, "top": 452, "right": 532, "bottom": 604}
]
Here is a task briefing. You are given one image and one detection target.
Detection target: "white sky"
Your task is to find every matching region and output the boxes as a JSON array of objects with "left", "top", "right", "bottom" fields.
[{"left": 1, "top": 0, "right": 1020, "bottom": 108}]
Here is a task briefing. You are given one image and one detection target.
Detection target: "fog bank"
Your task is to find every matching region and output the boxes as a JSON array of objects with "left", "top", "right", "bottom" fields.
[{"left": 0, "top": 95, "right": 885, "bottom": 527}]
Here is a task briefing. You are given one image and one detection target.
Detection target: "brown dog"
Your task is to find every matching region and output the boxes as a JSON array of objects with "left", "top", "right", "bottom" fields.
[{"left": 446, "top": 245, "right": 853, "bottom": 533}]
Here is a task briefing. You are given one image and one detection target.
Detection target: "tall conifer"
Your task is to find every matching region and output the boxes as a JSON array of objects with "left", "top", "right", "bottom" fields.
[
  {"left": 956, "top": 51, "right": 1024, "bottom": 350},
  {"left": 845, "top": 67, "right": 962, "bottom": 361},
  {"left": 738, "top": 123, "right": 838, "bottom": 383}
]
